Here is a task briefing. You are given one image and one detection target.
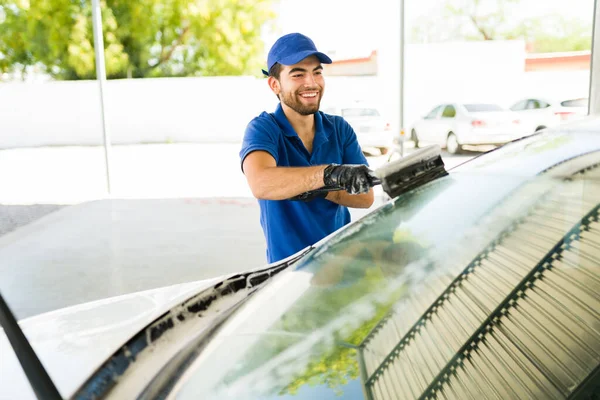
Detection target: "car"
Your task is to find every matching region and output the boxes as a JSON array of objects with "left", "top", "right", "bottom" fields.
[
  {"left": 323, "top": 102, "right": 393, "bottom": 154},
  {"left": 509, "top": 96, "right": 589, "bottom": 133},
  {"left": 2, "top": 118, "right": 600, "bottom": 399},
  {"left": 410, "top": 102, "right": 529, "bottom": 154}
]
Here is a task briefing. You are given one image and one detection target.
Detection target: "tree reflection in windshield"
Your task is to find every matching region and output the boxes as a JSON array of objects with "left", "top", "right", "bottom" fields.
[{"left": 217, "top": 223, "right": 431, "bottom": 397}]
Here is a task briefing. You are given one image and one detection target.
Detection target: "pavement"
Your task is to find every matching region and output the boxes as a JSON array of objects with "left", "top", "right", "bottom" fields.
[
  {"left": 0, "top": 204, "right": 64, "bottom": 237},
  {"left": 0, "top": 143, "right": 477, "bottom": 320}
]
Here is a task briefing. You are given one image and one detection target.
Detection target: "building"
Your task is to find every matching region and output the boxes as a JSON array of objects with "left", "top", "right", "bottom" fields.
[
  {"left": 327, "top": 46, "right": 591, "bottom": 76},
  {"left": 326, "top": 50, "right": 378, "bottom": 76},
  {"left": 525, "top": 50, "right": 591, "bottom": 72}
]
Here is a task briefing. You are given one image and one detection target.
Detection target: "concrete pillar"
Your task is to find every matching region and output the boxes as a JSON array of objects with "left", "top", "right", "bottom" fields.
[{"left": 589, "top": 0, "right": 600, "bottom": 115}]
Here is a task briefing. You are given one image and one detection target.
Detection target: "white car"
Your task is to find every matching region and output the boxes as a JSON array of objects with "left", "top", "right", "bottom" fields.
[
  {"left": 410, "top": 103, "right": 529, "bottom": 154},
  {"left": 2, "top": 119, "right": 600, "bottom": 399},
  {"left": 323, "top": 103, "right": 393, "bottom": 154},
  {"left": 509, "top": 96, "right": 589, "bottom": 133}
]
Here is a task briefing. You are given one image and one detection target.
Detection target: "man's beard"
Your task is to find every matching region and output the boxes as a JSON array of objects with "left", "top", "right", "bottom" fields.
[{"left": 280, "top": 87, "right": 323, "bottom": 116}]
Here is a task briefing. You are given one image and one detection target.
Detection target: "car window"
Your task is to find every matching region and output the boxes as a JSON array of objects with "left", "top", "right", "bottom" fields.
[
  {"left": 510, "top": 100, "right": 527, "bottom": 111},
  {"left": 173, "top": 152, "right": 600, "bottom": 400},
  {"left": 538, "top": 100, "right": 550, "bottom": 108},
  {"left": 526, "top": 99, "right": 542, "bottom": 109},
  {"left": 561, "top": 98, "right": 588, "bottom": 108},
  {"left": 441, "top": 105, "right": 456, "bottom": 118},
  {"left": 424, "top": 105, "right": 443, "bottom": 120},
  {"left": 341, "top": 108, "right": 380, "bottom": 118},
  {"left": 464, "top": 104, "right": 503, "bottom": 112}
]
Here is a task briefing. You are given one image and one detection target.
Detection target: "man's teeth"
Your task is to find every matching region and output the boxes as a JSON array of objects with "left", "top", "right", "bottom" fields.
[{"left": 301, "top": 93, "right": 317, "bottom": 97}]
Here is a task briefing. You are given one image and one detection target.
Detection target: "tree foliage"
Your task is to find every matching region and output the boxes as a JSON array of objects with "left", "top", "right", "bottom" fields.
[
  {"left": 0, "top": 0, "right": 276, "bottom": 80},
  {"left": 444, "top": 0, "right": 521, "bottom": 41},
  {"left": 219, "top": 266, "right": 393, "bottom": 395},
  {"left": 409, "top": 0, "right": 593, "bottom": 53},
  {"left": 511, "top": 14, "right": 592, "bottom": 53},
  {"left": 220, "top": 237, "right": 420, "bottom": 397}
]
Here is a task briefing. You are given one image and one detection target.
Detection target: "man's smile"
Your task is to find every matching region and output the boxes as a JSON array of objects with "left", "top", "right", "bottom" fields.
[{"left": 299, "top": 91, "right": 319, "bottom": 99}]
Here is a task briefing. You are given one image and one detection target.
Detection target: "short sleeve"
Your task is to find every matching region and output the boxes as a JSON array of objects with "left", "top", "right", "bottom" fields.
[
  {"left": 239, "top": 113, "right": 281, "bottom": 172},
  {"left": 339, "top": 118, "right": 369, "bottom": 167}
]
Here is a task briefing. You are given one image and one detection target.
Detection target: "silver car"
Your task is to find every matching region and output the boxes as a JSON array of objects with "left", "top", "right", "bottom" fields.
[
  {"left": 323, "top": 103, "right": 393, "bottom": 154},
  {"left": 410, "top": 103, "right": 529, "bottom": 154}
]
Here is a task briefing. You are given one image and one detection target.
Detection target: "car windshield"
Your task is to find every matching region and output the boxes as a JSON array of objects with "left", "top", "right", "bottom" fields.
[
  {"left": 171, "top": 143, "right": 600, "bottom": 399},
  {"left": 342, "top": 108, "right": 381, "bottom": 117},
  {"left": 464, "top": 104, "right": 504, "bottom": 112}
]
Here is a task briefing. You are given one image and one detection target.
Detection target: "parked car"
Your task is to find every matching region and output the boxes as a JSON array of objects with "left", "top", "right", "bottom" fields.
[
  {"left": 410, "top": 103, "right": 529, "bottom": 154},
  {"left": 509, "top": 96, "right": 589, "bottom": 133},
  {"left": 2, "top": 118, "right": 600, "bottom": 399},
  {"left": 323, "top": 102, "right": 393, "bottom": 154}
]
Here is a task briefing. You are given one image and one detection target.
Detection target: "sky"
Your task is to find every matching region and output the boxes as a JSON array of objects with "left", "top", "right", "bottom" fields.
[{"left": 263, "top": 0, "right": 595, "bottom": 59}]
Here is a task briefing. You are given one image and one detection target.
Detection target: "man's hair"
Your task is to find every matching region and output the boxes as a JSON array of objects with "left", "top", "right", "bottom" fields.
[
  {"left": 268, "top": 62, "right": 282, "bottom": 80},
  {"left": 269, "top": 62, "right": 282, "bottom": 100}
]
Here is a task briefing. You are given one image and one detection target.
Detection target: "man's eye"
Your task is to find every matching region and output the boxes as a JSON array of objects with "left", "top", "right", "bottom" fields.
[
  {"left": 315, "top": 71, "right": 322, "bottom": 75},
  {"left": 293, "top": 74, "right": 303, "bottom": 78}
]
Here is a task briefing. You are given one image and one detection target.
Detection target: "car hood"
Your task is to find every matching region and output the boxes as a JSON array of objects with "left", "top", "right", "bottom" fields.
[{"left": 0, "top": 276, "right": 224, "bottom": 399}]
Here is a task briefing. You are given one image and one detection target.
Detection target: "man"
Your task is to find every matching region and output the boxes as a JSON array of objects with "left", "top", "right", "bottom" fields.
[{"left": 240, "top": 32, "right": 377, "bottom": 263}]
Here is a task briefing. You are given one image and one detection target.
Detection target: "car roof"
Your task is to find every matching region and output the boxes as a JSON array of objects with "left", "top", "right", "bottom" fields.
[{"left": 513, "top": 96, "right": 589, "bottom": 105}]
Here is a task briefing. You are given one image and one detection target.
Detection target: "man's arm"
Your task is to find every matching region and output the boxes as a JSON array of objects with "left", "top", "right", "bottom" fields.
[
  {"left": 325, "top": 189, "right": 374, "bottom": 209},
  {"left": 243, "top": 151, "right": 328, "bottom": 200}
]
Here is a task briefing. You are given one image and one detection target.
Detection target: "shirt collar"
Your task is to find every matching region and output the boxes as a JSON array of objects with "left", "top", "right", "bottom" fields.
[
  {"left": 273, "top": 103, "right": 331, "bottom": 144},
  {"left": 273, "top": 103, "right": 297, "bottom": 137}
]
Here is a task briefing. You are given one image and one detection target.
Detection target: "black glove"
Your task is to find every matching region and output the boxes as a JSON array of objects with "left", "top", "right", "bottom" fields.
[
  {"left": 323, "top": 164, "right": 378, "bottom": 194},
  {"left": 289, "top": 189, "right": 329, "bottom": 202}
]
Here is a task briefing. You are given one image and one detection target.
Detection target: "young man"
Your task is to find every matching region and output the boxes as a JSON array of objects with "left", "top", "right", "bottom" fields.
[{"left": 240, "top": 32, "right": 377, "bottom": 263}]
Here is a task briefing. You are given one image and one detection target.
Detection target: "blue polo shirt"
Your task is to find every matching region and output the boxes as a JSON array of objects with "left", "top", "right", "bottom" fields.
[{"left": 240, "top": 103, "right": 368, "bottom": 263}]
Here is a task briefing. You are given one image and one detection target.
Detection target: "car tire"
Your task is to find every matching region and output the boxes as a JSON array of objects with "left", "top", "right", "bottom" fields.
[
  {"left": 411, "top": 129, "right": 420, "bottom": 148},
  {"left": 446, "top": 132, "right": 461, "bottom": 154}
]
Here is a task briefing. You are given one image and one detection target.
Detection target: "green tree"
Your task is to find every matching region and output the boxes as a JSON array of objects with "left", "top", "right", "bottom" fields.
[
  {"left": 444, "top": 0, "right": 521, "bottom": 40},
  {"left": 409, "top": 0, "right": 593, "bottom": 53},
  {"left": 511, "top": 14, "right": 592, "bottom": 53},
  {"left": 0, "top": 0, "right": 275, "bottom": 80},
  {"left": 408, "top": 0, "right": 522, "bottom": 44}
]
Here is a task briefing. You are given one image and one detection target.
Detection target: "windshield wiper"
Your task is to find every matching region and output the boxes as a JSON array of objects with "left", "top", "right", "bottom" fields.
[{"left": 0, "top": 293, "right": 63, "bottom": 400}]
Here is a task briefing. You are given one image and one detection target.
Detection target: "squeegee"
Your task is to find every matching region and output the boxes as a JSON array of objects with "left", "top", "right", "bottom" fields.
[
  {"left": 373, "top": 144, "right": 448, "bottom": 199},
  {"left": 292, "top": 145, "right": 448, "bottom": 201}
]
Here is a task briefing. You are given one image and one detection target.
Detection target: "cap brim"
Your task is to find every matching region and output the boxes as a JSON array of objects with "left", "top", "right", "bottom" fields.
[
  {"left": 279, "top": 50, "right": 332, "bottom": 67},
  {"left": 261, "top": 50, "right": 332, "bottom": 76}
]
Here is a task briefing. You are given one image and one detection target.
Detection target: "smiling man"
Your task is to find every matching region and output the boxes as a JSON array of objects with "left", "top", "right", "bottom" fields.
[{"left": 240, "top": 32, "right": 377, "bottom": 263}]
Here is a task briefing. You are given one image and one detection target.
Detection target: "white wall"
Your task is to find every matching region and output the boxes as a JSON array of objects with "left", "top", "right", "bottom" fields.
[
  {"left": 0, "top": 77, "right": 279, "bottom": 148},
  {"left": 0, "top": 41, "right": 590, "bottom": 149}
]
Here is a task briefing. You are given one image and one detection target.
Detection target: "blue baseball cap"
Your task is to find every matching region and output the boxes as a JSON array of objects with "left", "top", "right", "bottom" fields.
[{"left": 262, "top": 33, "right": 332, "bottom": 76}]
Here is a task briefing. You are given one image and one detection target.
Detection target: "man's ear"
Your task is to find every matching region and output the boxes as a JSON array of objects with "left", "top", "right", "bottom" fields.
[{"left": 267, "top": 76, "right": 280, "bottom": 96}]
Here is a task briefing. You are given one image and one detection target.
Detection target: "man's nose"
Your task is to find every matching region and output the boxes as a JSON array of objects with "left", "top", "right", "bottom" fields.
[{"left": 304, "top": 74, "right": 317, "bottom": 87}]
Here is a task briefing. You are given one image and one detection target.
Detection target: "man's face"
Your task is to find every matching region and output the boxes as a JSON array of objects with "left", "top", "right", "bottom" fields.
[{"left": 271, "top": 55, "right": 325, "bottom": 116}]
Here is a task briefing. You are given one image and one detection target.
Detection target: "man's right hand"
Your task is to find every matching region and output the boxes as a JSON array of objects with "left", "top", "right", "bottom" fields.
[{"left": 323, "top": 164, "right": 379, "bottom": 194}]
